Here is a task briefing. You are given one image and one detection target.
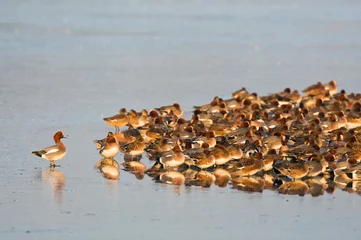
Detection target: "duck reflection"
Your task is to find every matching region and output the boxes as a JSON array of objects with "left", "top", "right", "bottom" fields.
[
  {"left": 231, "top": 176, "right": 265, "bottom": 193},
  {"left": 125, "top": 158, "right": 361, "bottom": 196},
  {"left": 124, "top": 154, "right": 143, "bottom": 162},
  {"left": 41, "top": 167, "right": 65, "bottom": 203},
  {"left": 263, "top": 173, "right": 277, "bottom": 191},
  {"left": 145, "top": 161, "right": 163, "bottom": 178},
  {"left": 214, "top": 168, "right": 231, "bottom": 188},
  {"left": 122, "top": 161, "right": 147, "bottom": 179},
  {"left": 344, "top": 181, "right": 361, "bottom": 195},
  {"left": 332, "top": 172, "right": 361, "bottom": 194},
  {"left": 304, "top": 178, "right": 327, "bottom": 197},
  {"left": 95, "top": 158, "right": 120, "bottom": 180},
  {"left": 92, "top": 154, "right": 361, "bottom": 197},
  {"left": 277, "top": 180, "right": 309, "bottom": 196},
  {"left": 187, "top": 171, "right": 215, "bottom": 188},
  {"left": 159, "top": 171, "right": 185, "bottom": 185},
  {"left": 183, "top": 168, "right": 198, "bottom": 186}
]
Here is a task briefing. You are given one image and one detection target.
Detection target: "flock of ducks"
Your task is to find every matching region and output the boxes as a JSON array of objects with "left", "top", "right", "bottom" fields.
[{"left": 32, "top": 80, "right": 361, "bottom": 196}]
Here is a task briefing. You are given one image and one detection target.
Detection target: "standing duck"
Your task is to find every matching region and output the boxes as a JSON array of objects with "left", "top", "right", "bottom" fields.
[
  {"left": 103, "top": 108, "right": 129, "bottom": 132},
  {"left": 32, "top": 131, "right": 67, "bottom": 167}
]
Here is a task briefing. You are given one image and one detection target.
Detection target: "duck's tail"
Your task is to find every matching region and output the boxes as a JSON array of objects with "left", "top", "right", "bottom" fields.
[
  {"left": 31, "top": 151, "right": 43, "bottom": 157},
  {"left": 93, "top": 140, "right": 103, "bottom": 150}
]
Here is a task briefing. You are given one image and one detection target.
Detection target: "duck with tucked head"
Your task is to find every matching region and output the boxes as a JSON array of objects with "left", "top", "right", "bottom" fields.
[
  {"left": 159, "top": 145, "right": 185, "bottom": 170},
  {"left": 99, "top": 136, "right": 119, "bottom": 159},
  {"left": 227, "top": 155, "right": 265, "bottom": 177},
  {"left": 155, "top": 103, "right": 183, "bottom": 117},
  {"left": 274, "top": 159, "right": 309, "bottom": 180},
  {"left": 122, "top": 137, "right": 146, "bottom": 156},
  {"left": 32, "top": 131, "right": 67, "bottom": 167}
]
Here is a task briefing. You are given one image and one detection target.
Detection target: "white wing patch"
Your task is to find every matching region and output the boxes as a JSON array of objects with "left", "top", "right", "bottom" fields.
[{"left": 45, "top": 148, "right": 59, "bottom": 154}]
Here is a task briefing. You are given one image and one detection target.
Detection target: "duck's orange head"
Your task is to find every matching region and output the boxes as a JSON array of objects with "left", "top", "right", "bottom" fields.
[
  {"left": 54, "top": 131, "right": 66, "bottom": 140},
  {"left": 107, "top": 136, "right": 117, "bottom": 144}
]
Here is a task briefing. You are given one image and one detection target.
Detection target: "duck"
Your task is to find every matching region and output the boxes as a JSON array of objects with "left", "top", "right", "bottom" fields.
[
  {"left": 93, "top": 132, "right": 114, "bottom": 150},
  {"left": 227, "top": 144, "right": 243, "bottom": 160},
  {"left": 273, "top": 159, "right": 309, "bottom": 180},
  {"left": 159, "top": 145, "right": 185, "bottom": 170},
  {"left": 173, "top": 118, "right": 188, "bottom": 131},
  {"left": 232, "top": 88, "right": 249, "bottom": 99},
  {"left": 122, "top": 137, "right": 146, "bottom": 156},
  {"left": 145, "top": 137, "right": 174, "bottom": 159},
  {"left": 263, "top": 149, "right": 281, "bottom": 171},
  {"left": 146, "top": 117, "right": 169, "bottom": 140},
  {"left": 156, "top": 103, "right": 183, "bottom": 117},
  {"left": 212, "top": 144, "right": 231, "bottom": 165},
  {"left": 193, "top": 109, "right": 213, "bottom": 128},
  {"left": 303, "top": 82, "right": 326, "bottom": 96},
  {"left": 32, "top": 131, "right": 67, "bottom": 167},
  {"left": 103, "top": 108, "right": 128, "bottom": 132},
  {"left": 346, "top": 113, "right": 361, "bottom": 129},
  {"left": 263, "top": 135, "right": 282, "bottom": 151},
  {"left": 223, "top": 96, "right": 242, "bottom": 110},
  {"left": 194, "top": 96, "right": 220, "bottom": 112},
  {"left": 192, "top": 132, "right": 216, "bottom": 148},
  {"left": 91, "top": 81, "right": 361, "bottom": 196},
  {"left": 192, "top": 150, "right": 216, "bottom": 170},
  {"left": 227, "top": 156, "right": 265, "bottom": 177},
  {"left": 121, "top": 124, "right": 142, "bottom": 144},
  {"left": 324, "top": 80, "right": 338, "bottom": 96},
  {"left": 276, "top": 88, "right": 302, "bottom": 104},
  {"left": 99, "top": 136, "right": 119, "bottom": 158},
  {"left": 172, "top": 125, "right": 196, "bottom": 140},
  {"left": 306, "top": 161, "right": 324, "bottom": 177},
  {"left": 322, "top": 114, "right": 340, "bottom": 132},
  {"left": 128, "top": 109, "right": 149, "bottom": 128}
]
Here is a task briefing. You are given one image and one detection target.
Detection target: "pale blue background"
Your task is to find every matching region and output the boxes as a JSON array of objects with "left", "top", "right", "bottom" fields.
[{"left": 0, "top": 1, "right": 360, "bottom": 239}]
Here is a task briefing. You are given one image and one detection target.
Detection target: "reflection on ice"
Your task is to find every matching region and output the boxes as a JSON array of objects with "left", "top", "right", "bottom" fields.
[
  {"left": 122, "top": 161, "right": 146, "bottom": 180},
  {"left": 94, "top": 158, "right": 120, "bottom": 180},
  {"left": 41, "top": 168, "right": 65, "bottom": 203},
  {"left": 159, "top": 171, "right": 185, "bottom": 186}
]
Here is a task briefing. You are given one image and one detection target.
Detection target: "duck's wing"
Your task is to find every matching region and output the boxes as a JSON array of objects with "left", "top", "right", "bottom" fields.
[
  {"left": 41, "top": 145, "right": 61, "bottom": 154},
  {"left": 32, "top": 144, "right": 61, "bottom": 158}
]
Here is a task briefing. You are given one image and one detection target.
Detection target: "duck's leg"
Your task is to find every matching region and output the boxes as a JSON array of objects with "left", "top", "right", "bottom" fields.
[{"left": 49, "top": 160, "right": 60, "bottom": 168}]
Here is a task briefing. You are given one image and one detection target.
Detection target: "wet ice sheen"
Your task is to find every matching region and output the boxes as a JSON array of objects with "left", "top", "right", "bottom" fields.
[{"left": 0, "top": 0, "right": 361, "bottom": 240}]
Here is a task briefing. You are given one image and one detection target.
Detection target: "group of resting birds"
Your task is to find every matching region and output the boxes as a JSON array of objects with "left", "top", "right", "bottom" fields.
[{"left": 32, "top": 80, "right": 361, "bottom": 196}]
